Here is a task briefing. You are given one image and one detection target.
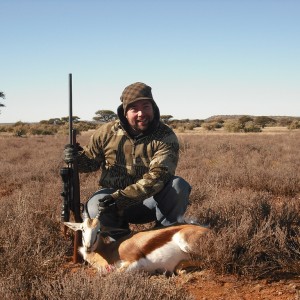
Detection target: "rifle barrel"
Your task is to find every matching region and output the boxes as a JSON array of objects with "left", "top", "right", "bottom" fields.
[{"left": 69, "top": 73, "right": 73, "bottom": 145}]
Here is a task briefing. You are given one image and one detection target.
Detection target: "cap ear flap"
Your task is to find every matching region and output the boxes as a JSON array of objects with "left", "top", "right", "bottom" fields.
[{"left": 64, "top": 222, "right": 83, "bottom": 231}]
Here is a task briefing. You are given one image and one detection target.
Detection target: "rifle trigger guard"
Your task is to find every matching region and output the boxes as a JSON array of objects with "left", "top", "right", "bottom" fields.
[{"left": 80, "top": 203, "right": 84, "bottom": 213}]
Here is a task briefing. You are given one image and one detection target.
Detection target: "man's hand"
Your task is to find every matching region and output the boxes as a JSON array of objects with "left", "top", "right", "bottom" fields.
[
  {"left": 98, "top": 195, "right": 116, "bottom": 214},
  {"left": 63, "top": 144, "right": 80, "bottom": 164}
]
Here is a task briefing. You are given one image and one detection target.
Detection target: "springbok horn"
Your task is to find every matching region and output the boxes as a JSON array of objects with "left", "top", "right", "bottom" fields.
[{"left": 95, "top": 207, "right": 101, "bottom": 220}]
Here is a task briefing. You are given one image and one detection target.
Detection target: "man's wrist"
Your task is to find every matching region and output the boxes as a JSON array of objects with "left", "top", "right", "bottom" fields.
[
  {"left": 111, "top": 190, "right": 126, "bottom": 212},
  {"left": 111, "top": 190, "right": 121, "bottom": 200}
]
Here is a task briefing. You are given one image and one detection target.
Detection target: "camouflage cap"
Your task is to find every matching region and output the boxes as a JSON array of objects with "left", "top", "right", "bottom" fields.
[{"left": 120, "top": 82, "right": 155, "bottom": 114}]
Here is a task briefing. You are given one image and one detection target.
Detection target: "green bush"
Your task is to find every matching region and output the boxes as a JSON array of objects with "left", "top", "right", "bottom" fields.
[
  {"left": 75, "top": 121, "right": 97, "bottom": 132},
  {"left": 224, "top": 120, "right": 242, "bottom": 132},
  {"left": 177, "top": 126, "right": 185, "bottom": 133},
  {"left": 244, "top": 121, "right": 262, "bottom": 132},
  {"left": 13, "top": 125, "right": 29, "bottom": 137},
  {"left": 224, "top": 119, "right": 262, "bottom": 133},
  {"left": 202, "top": 122, "right": 216, "bottom": 131},
  {"left": 29, "top": 126, "right": 57, "bottom": 135},
  {"left": 288, "top": 120, "right": 300, "bottom": 129},
  {"left": 185, "top": 123, "right": 195, "bottom": 130},
  {"left": 0, "top": 125, "right": 8, "bottom": 132}
]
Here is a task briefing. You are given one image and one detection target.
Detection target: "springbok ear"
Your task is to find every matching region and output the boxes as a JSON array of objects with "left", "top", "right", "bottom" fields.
[{"left": 64, "top": 222, "right": 82, "bottom": 231}]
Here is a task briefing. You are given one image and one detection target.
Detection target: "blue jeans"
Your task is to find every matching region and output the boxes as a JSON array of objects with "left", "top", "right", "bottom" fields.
[{"left": 84, "top": 176, "right": 191, "bottom": 229}]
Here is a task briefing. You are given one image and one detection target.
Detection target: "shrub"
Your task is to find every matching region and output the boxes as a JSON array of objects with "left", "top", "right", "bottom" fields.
[
  {"left": 254, "top": 116, "right": 276, "bottom": 128},
  {"left": 29, "top": 124, "right": 58, "bottom": 135},
  {"left": 243, "top": 121, "right": 262, "bottom": 132},
  {"left": 202, "top": 122, "right": 216, "bottom": 131},
  {"left": 0, "top": 125, "right": 8, "bottom": 132},
  {"left": 13, "top": 125, "right": 29, "bottom": 136},
  {"left": 288, "top": 120, "right": 300, "bottom": 129},
  {"left": 223, "top": 119, "right": 242, "bottom": 132},
  {"left": 75, "top": 121, "right": 97, "bottom": 132},
  {"left": 185, "top": 123, "right": 195, "bottom": 130},
  {"left": 177, "top": 126, "right": 185, "bottom": 133}
]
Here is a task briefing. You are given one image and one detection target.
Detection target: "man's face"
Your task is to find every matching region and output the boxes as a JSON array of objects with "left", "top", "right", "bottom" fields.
[{"left": 125, "top": 99, "right": 154, "bottom": 133}]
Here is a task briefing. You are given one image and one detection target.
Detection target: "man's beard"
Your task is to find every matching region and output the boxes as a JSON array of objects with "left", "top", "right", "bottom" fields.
[{"left": 130, "top": 118, "right": 153, "bottom": 135}]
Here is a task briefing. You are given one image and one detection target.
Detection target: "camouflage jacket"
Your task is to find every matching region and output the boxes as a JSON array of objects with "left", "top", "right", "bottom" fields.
[{"left": 77, "top": 116, "right": 179, "bottom": 210}]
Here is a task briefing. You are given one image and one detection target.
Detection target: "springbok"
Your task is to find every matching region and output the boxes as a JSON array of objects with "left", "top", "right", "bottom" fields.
[{"left": 65, "top": 217, "right": 210, "bottom": 275}]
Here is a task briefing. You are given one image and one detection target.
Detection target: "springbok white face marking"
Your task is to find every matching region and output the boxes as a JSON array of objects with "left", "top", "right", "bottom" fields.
[
  {"left": 81, "top": 218, "right": 101, "bottom": 252},
  {"left": 65, "top": 218, "right": 101, "bottom": 252}
]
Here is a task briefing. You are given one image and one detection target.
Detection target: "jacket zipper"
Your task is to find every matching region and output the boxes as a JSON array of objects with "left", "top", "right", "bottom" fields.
[{"left": 131, "top": 142, "right": 136, "bottom": 165}]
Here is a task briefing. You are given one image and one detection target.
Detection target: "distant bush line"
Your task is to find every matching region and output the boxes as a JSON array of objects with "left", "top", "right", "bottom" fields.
[{"left": 0, "top": 115, "right": 300, "bottom": 136}]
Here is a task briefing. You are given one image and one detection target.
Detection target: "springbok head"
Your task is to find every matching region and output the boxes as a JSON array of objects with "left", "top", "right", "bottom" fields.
[{"left": 64, "top": 216, "right": 101, "bottom": 253}]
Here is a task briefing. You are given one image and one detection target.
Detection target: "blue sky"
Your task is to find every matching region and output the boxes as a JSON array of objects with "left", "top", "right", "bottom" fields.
[{"left": 1, "top": 0, "right": 299, "bottom": 123}]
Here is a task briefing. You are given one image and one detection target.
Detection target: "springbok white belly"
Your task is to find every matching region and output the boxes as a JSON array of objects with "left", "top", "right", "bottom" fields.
[{"left": 125, "top": 232, "right": 190, "bottom": 273}]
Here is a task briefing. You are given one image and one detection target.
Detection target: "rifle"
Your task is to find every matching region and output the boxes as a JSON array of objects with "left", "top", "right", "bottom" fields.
[{"left": 60, "top": 73, "right": 82, "bottom": 263}]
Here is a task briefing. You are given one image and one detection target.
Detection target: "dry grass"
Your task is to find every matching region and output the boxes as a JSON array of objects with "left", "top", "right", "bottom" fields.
[
  {"left": 178, "top": 131, "right": 300, "bottom": 278},
  {"left": 0, "top": 130, "right": 300, "bottom": 299}
]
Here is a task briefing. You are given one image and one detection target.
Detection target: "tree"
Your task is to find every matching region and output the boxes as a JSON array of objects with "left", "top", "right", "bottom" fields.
[
  {"left": 254, "top": 116, "right": 276, "bottom": 128},
  {"left": 40, "top": 118, "right": 64, "bottom": 125},
  {"left": 238, "top": 115, "right": 253, "bottom": 126},
  {"left": 93, "top": 110, "right": 117, "bottom": 123},
  {"left": 0, "top": 91, "right": 5, "bottom": 112},
  {"left": 61, "top": 116, "right": 80, "bottom": 123},
  {"left": 160, "top": 115, "right": 173, "bottom": 124}
]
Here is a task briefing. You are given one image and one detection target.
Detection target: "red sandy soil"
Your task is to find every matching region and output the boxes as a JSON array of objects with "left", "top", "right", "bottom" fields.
[{"left": 179, "top": 270, "right": 300, "bottom": 300}]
